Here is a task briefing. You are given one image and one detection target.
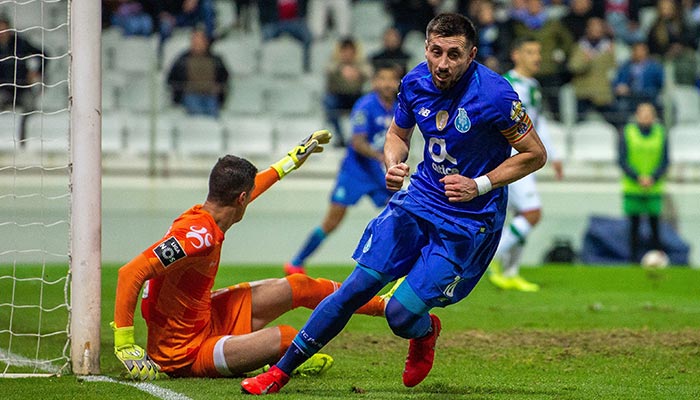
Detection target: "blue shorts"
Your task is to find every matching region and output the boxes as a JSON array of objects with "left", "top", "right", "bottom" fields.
[
  {"left": 331, "top": 161, "right": 392, "bottom": 207},
  {"left": 352, "top": 191, "right": 502, "bottom": 308}
]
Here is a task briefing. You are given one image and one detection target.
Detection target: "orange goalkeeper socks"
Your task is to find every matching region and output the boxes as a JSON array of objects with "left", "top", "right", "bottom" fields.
[{"left": 286, "top": 274, "right": 385, "bottom": 317}]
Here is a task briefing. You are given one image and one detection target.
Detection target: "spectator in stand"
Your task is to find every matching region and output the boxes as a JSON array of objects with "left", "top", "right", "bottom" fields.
[
  {"left": 611, "top": 41, "right": 664, "bottom": 129},
  {"left": 618, "top": 102, "right": 669, "bottom": 263},
  {"left": 307, "top": 0, "right": 352, "bottom": 40},
  {"left": 323, "top": 37, "right": 371, "bottom": 147},
  {"left": 258, "top": 0, "right": 313, "bottom": 73},
  {"left": 107, "top": 0, "right": 154, "bottom": 36},
  {"left": 369, "top": 27, "right": 412, "bottom": 77},
  {"left": 167, "top": 28, "right": 229, "bottom": 118},
  {"left": 567, "top": 17, "right": 617, "bottom": 123},
  {"left": 145, "top": 0, "right": 216, "bottom": 43},
  {"left": 0, "top": 15, "right": 42, "bottom": 111},
  {"left": 512, "top": 0, "right": 574, "bottom": 121},
  {"left": 473, "top": 0, "right": 514, "bottom": 73},
  {"left": 384, "top": 0, "right": 442, "bottom": 39},
  {"left": 604, "top": 0, "right": 644, "bottom": 45},
  {"left": 647, "top": 0, "right": 698, "bottom": 86},
  {"left": 561, "top": 0, "right": 603, "bottom": 41}
]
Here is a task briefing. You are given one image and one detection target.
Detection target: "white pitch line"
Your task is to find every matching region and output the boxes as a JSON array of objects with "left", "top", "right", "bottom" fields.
[
  {"left": 0, "top": 349, "right": 61, "bottom": 374},
  {"left": 82, "top": 375, "right": 192, "bottom": 400}
]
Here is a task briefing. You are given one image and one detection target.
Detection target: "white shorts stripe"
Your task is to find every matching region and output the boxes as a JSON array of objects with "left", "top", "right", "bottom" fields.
[{"left": 213, "top": 335, "right": 233, "bottom": 376}]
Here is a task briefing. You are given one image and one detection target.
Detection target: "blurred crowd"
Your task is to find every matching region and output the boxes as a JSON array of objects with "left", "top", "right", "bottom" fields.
[{"left": 95, "top": 0, "right": 700, "bottom": 135}]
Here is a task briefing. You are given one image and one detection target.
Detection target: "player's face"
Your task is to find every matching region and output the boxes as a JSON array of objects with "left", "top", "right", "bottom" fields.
[
  {"left": 513, "top": 42, "right": 541, "bottom": 77},
  {"left": 425, "top": 34, "right": 476, "bottom": 91},
  {"left": 373, "top": 69, "right": 400, "bottom": 103}
]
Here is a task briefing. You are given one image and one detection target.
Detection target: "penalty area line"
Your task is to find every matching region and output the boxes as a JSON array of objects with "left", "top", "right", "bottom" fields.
[{"left": 81, "top": 375, "right": 192, "bottom": 400}]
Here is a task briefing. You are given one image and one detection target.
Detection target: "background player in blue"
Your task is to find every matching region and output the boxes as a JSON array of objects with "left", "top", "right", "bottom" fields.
[
  {"left": 284, "top": 63, "right": 401, "bottom": 276},
  {"left": 242, "top": 13, "right": 547, "bottom": 395}
]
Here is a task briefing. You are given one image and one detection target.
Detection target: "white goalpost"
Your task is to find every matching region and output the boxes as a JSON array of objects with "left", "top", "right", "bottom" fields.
[{"left": 0, "top": 0, "right": 101, "bottom": 376}]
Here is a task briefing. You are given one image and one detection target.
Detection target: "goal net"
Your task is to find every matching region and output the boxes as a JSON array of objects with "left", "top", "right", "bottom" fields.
[{"left": 0, "top": 0, "right": 101, "bottom": 377}]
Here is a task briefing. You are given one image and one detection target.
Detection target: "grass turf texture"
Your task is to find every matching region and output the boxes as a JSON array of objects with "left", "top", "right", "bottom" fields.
[{"left": 1, "top": 264, "right": 699, "bottom": 399}]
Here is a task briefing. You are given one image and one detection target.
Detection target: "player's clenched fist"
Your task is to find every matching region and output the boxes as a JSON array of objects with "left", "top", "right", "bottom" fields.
[
  {"left": 386, "top": 163, "right": 409, "bottom": 191},
  {"left": 439, "top": 174, "right": 478, "bottom": 202}
]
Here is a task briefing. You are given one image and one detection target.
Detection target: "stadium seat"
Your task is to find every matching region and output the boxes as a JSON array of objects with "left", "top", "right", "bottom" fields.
[
  {"left": 351, "top": 1, "right": 391, "bottom": 41},
  {"left": 266, "top": 80, "right": 318, "bottom": 116},
  {"left": 171, "top": 115, "right": 225, "bottom": 157},
  {"left": 160, "top": 31, "right": 191, "bottom": 73},
  {"left": 212, "top": 34, "right": 261, "bottom": 77},
  {"left": 102, "top": 112, "right": 127, "bottom": 154},
  {"left": 260, "top": 37, "right": 304, "bottom": 77},
  {"left": 546, "top": 120, "right": 569, "bottom": 160},
  {"left": 222, "top": 116, "right": 275, "bottom": 157},
  {"left": 669, "top": 123, "right": 700, "bottom": 164},
  {"left": 310, "top": 37, "right": 334, "bottom": 74},
  {"left": 273, "top": 116, "right": 326, "bottom": 154},
  {"left": 557, "top": 84, "right": 577, "bottom": 128},
  {"left": 225, "top": 76, "right": 267, "bottom": 115},
  {"left": 570, "top": 120, "right": 618, "bottom": 163},
  {"left": 120, "top": 73, "right": 169, "bottom": 113},
  {"left": 112, "top": 36, "right": 159, "bottom": 74},
  {"left": 669, "top": 85, "right": 700, "bottom": 124},
  {"left": 124, "top": 113, "right": 175, "bottom": 155},
  {"left": 23, "top": 111, "right": 70, "bottom": 154}
]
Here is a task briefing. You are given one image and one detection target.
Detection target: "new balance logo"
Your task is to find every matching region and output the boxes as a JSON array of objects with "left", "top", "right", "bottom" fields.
[{"left": 418, "top": 107, "right": 431, "bottom": 117}]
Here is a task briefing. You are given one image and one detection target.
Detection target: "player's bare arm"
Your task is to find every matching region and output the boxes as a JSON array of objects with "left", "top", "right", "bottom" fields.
[
  {"left": 351, "top": 133, "right": 383, "bottom": 162},
  {"left": 489, "top": 127, "right": 547, "bottom": 189},
  {"left": 384, "top": 120, "right": 413, "bottom": 191}
]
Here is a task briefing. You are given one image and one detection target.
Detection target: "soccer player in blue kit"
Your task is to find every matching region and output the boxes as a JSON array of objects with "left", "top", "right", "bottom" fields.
[
  {"left": 242, "top": 13, "right": 547, "bottom": 395},
  {"left": 284, "top": 63, "right": 402, "bottom": 276}
]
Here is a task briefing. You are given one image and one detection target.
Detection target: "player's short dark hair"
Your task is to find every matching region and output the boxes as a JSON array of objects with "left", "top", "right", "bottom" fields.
[
  {"left": 373, "top": 61, "right": 402, "bottom": 78},
  {"left": 207, "top": 155, "right": 257, "bottom": 205},
  {"left": 426, "top": 13, "right": 477, "bottom": 48}
]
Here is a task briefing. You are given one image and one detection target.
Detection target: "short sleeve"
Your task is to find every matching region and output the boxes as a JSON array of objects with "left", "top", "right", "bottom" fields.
[
  {"left": 491, "top": 82, "right": 533, "bottom": 144},
  {"left": 394, "top": 81, "right": 416, "bottom": 129}
]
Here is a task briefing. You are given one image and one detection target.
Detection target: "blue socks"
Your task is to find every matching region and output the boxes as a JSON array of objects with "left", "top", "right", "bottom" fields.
[
  {"left": 276, "top": 265, "right": 391, "bottom": 375},
  {"left": 291, "top": 226, "right": 327, "bottom": 266}
]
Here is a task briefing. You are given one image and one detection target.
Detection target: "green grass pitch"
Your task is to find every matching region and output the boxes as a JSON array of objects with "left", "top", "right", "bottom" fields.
[{"left": 2, "top": 264, "right": 699, "bottom": 399}]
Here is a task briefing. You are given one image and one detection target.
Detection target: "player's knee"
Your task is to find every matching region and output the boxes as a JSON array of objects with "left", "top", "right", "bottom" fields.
[{"left": 385, "top": 298, "right": 429, "bottom": 339}]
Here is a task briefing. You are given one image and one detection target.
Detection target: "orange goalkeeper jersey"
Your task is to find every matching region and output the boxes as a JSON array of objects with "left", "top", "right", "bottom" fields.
[
  {"left": 118, "top": 205, "right": 225, "bottom": 371},
  {"left": 113, "top": 167, "right": 282, "bottom": 373}
]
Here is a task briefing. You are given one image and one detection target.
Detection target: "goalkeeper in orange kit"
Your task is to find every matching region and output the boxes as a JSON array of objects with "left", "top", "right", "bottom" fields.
[{"left": 111, "top": 130, "right": 387, "bottom": 380}]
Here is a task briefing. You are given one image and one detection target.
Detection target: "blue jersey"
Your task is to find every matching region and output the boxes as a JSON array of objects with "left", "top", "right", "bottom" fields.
[
  {"left": 332, "top": 91, "right": 395, "bottom": 207},
  {"left": 343, "top": 91, "right": 395, "bottom": 172},
  {"left": 394, "top": 61, "right": 532, "bottom": 231}
]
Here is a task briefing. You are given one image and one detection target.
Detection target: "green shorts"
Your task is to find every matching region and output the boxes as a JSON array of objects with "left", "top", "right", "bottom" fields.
[{"left": 623, "top": 194, "right": 663, "bottom": 216}]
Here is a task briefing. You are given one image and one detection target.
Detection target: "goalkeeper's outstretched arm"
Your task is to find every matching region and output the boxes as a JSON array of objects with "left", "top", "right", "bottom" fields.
[{"left": 249, "top": 130, "right": 331, "bottom": 202}]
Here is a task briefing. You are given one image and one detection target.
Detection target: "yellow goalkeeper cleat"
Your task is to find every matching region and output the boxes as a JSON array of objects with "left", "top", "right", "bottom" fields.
[
  {"left": 380, "top": 276, "right": 405, "bottom": 301},
  {"left": 292, "top": 353, "right": 334, "bottom": 377},
  {"left": 488, "top": 271, "right": 513, "bottom": 290},
  {"left": 508, "top": 275, "right": 540, "bottom": 292}
]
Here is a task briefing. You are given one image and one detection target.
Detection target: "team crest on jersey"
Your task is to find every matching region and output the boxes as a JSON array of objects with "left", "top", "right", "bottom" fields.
[
  {"left": 436, "top": 110, "right": 449, "bottom": 131},
  {"left": 454, "top": 108, "right": 471, "bottom": 133},
  {"left": 510, "top": 101, "right": 525, "bottom": 122},
  {"left": 153, "top": 236, "right": 187, "bottom": 267}
]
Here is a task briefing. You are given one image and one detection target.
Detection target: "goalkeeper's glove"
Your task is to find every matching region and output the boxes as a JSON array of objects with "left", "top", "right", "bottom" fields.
[
  {"left": 271, "top": 129, "right": 332, "bottom": 179},
  {"left": 110, "top": 321, "right": 165, "bottom": 381}
]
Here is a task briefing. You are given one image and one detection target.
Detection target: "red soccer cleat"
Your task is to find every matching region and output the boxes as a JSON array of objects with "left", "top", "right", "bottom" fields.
[
  {"left": 402, "top": 314, "right": 441, "bottom": 387},
  {"left": 241, "top": 366, "right": 290, "bottom": 395},
  {"left": 283, "top": 262, "right": 306, "bottom": 276}
]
